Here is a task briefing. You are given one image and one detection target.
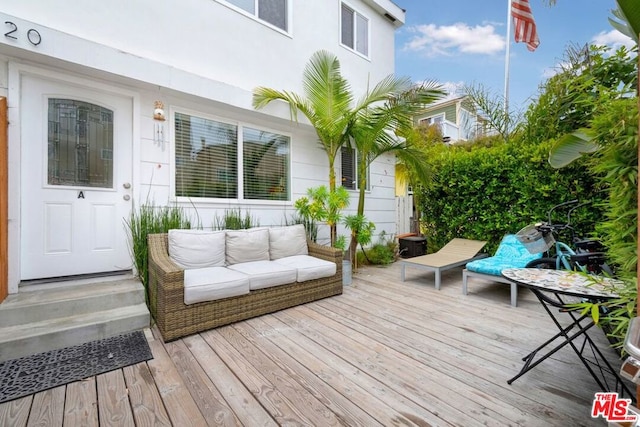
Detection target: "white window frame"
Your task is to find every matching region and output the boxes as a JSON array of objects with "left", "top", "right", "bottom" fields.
[
  {"left": 170, "top": 107, "right": 292, "bottom": 204},
  {"left": 216, "top": 0, "right": 291, "bottom": 34},
  {"left": 340, "top": 2, "right": 370, "bottom": 58}
]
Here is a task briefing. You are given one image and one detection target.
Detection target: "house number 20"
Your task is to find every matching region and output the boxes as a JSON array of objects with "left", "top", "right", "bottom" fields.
[{"left": 4, "top": 21, "right": 41, "bottom": 46}]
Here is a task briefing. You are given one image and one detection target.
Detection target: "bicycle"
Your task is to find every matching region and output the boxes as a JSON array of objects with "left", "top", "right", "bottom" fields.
[{"left": 516, "top": 200, "right": 613, "bottom": 276}]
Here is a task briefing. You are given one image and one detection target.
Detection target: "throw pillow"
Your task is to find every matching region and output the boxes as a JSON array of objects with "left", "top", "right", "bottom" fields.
[
  {"left": 269, "top": 224, "right": 308, "bottom": 260},
  {"left": 168, "top": 229, "right": 226, "bottom": 269},
  {"left": 226, "top": 228, "right": 270, "bottom": 265}
]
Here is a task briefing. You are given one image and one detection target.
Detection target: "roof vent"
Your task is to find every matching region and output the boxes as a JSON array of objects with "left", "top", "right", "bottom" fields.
[{"left": 384, "top": 13, "right": 396, "bottom": 22}]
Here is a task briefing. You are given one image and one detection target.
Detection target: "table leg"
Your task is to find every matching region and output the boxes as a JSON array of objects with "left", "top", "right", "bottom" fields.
[{"left": 508, "top": 289, "right": 635, "bottom": 402}]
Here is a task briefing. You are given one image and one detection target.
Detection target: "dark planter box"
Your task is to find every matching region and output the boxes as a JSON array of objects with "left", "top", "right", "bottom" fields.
[{"left": 399, "top": 236, "right": 426, "bottom": 258}]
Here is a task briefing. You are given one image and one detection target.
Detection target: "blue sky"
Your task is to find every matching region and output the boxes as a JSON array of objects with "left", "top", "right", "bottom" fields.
[{"left": 393, "top": 0, "right": 635, "bottom": 112}]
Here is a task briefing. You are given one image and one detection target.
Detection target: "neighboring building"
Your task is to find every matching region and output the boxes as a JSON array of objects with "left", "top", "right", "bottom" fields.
[
  {"left": 414, "top": 96, "right": 490, "bottom": 144},
  {"left": 0, "top": 0, "right": 405, "bottom": 295}
]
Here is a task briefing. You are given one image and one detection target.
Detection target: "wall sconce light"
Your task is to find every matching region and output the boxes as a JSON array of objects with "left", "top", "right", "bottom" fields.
[
  {"left": 153, "top": 100, "right": 166, "bottom": 121},
  {"left": 153, "top": 101, "right": 166, "bottom": 146}
]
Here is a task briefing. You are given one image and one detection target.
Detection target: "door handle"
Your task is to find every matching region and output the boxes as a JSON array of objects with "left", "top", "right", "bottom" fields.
[
  {"left": 123, "top": 182, "right": 131, "bottom": 189},
  {"left": 123, "top": 194, "right": 131, "bottom": 201}
]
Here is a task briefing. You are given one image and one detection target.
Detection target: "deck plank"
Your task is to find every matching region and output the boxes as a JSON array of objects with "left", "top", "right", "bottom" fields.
[
  {"left": 202, "top": 327, "right": 328, "bottom": 426},
  {"left": 252, "top": 314, "right": 450, "bottom": 426},
  {"left": 231, "top": 319, "right": 384, "bottom": 426},
  {"left": 275, "top": 306, "right": 507, "bottom": 427},
  {"left": 164, "top": 338, "right": 241, "bottom": 426},
  {"left": 122, "top": 362, "right": 172, "bottom": 427},
  {"left": 27, "top": 386, "right": 65, "bottom": 427},
  {"left": 13, "top": 262, "right": 624, "bottom": 426},
  {"left": 63, "top": 377, "right": 98, "bottom": 427},
  {"left": 183, "top": 334, "right": 276, "bottom": 427},
  {"left": 146, "top": 339, "right": 208, "bottom": 427},
  {"left": 0, "top": 395, "right": 32, "bottom": 427},
  {"left": 96, "top": 369, "right": 135, "bottom": 426}
]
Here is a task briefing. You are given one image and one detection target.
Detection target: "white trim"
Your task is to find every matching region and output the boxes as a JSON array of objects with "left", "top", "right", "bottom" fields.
[{"left": 7, "top": 62, "right": 140, "bottom": 293}]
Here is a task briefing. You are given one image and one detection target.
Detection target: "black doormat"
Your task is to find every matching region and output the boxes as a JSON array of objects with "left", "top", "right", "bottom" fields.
[{"left": 0, "top": 330, "right": 153, "bottom": 404}]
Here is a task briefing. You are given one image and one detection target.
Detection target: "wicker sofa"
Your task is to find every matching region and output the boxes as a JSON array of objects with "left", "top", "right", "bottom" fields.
[{"left": 147, "top": 228, "right": 343, "bottom": 341}]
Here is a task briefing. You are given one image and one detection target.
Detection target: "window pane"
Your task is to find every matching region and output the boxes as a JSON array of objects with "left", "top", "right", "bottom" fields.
[
  {"left": 356, "top": 13, "right": 368, "bottom": 55},
  {"left": 341, "top": 146, "right": 356, "bottom": 190},
  {"left": 243, "top": 127, "right": 290, "bottom": 200},
  {"left": 341, "top": 4, "right": 354, "bottom": 48},
  {"left": 258, "top": 0, "right": 287, "bottom": 30},
  {"left": 48, "top": 99, "right": 113, "bottom": 188},
  {"left": 226, "top": 0, "right": 255, "bottom": 14},
  {"left": 175, "top": 113, "right": 238, "bottom": 199}
]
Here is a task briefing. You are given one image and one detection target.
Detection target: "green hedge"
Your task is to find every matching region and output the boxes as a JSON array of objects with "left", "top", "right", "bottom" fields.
[{"left": 418, "top": 140, "right": 606, "bottom": 255}]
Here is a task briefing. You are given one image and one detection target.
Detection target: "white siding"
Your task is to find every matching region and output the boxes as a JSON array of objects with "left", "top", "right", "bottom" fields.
[{"left": 0, "top": 1, "right": 404, "bottom": 288}]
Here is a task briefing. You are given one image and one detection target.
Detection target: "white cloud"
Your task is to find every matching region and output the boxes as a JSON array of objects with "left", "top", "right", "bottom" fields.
[
  {"left": 404, "top": 23, "right": 505, "bottom": 57},
  {"left": 413, "top": 80, "right": 467, "bottom": 101},
  {"left": 591, "top": 29, "right": 636, "bottom": 50}
]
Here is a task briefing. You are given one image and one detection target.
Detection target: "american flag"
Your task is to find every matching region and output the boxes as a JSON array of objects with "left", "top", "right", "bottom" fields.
[{"left": 511, "top": 0, "right": 539, "bottom": 51}]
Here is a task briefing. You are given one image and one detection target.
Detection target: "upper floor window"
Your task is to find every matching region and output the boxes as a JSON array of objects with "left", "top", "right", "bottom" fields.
[
  {"left": 225, "top": 0, "right": 288, "bottom": 31},
  {"left": 341, "top": 3, "right": 369, "bottom": 56},
  {"left": 174, "top": 111, "right": 290, "bottom": 201},
  {"left": 419, "top": 114, "right": 444, "bottom": 127},
  {"left": 341, "top": 146, "right": 369, "bottom": 191}
]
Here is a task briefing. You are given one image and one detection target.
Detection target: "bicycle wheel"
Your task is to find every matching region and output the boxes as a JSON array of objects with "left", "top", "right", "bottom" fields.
[{"left": 525, "top": 257, "right": 558, "bottom": 269}]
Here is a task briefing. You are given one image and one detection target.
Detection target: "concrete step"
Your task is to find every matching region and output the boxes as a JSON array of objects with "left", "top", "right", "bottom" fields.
[
  {"left": 0, "top": 278, "right": 145, "bottom": 326},
  {"left": 0, "top": 278, "right": 150, "bottom": 362},
  {"left": 0, "top": 304, "right": 150, "bottom": 362}
]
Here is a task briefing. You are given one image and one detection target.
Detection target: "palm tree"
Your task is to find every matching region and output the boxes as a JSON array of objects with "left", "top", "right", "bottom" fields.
[
  {"left": 253, "top": 50, "right": 443, "bottom": 245},
  {"left": 348, "top": 82, "right": 445, "bottom": 257}
]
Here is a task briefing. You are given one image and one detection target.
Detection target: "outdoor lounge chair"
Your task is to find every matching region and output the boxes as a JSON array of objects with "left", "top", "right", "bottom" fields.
[
  {"left": 400, "top": 238, "right": 488, "bottom": 290},
  {"left": 462, "top": 234, "right": 542, "bottom": 307}
]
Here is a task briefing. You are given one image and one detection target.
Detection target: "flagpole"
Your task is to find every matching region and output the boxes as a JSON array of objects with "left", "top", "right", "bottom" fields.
[{"left": 503, "top": 0, "right": 512, "bottom": 115}]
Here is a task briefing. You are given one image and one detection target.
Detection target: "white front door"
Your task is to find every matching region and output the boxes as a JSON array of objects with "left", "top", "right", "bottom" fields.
[{"left": 20, "top": 75, "right": 133, "bottom": 281}]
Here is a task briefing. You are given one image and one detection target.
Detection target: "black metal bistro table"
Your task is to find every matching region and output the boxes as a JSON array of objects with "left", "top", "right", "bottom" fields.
[{"left": 501, "top": 268, "right": 635, "bottom": 401}]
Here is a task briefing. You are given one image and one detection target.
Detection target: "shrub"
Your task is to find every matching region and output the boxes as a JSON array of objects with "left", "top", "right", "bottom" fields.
[
  {"left": 357, "top": 231, "right": 397, "bottom": 266},
  {"left": 125, "top": 203, "right": 192, "bottom": 305},
  {"left": 417, "top": 140, "right": 606, "bottom": 255},
  {"left": 213, "top": 208, "right": 259, "bottom": 230}
]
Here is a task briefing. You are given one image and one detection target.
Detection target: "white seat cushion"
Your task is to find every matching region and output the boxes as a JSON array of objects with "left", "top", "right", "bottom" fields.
[
  {"left": 226, "top": 228, "right": 270, "bottom": 265},
  {"left": 273, "top": 255, "right": 337, "bottom": 282},
  {"left": 227, "top": 260, "right": 297, "bottom": 290},
  {"left": 269, "top": 224, "right": 308, "bottom": 260},
  {"left": 183, "top": 267, "right": 250, "bottom": 305},
  {"left": 168, "top": 229, "right": 226, "bottom": 269}
]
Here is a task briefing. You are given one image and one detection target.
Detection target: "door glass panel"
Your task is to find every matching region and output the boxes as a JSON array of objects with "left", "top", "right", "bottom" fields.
[{"left": 47, "top": 99, "right": 114, "bottom": 188}]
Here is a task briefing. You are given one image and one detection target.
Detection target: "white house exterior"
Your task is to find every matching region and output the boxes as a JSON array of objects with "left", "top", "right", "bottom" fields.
[{"left": 0, "top": 0, "right": 405, "bottom": 294}]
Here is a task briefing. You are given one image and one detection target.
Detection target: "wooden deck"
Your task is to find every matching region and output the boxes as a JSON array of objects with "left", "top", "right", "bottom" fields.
[{"left": 0, "top": 262, "right": 629, "bottom": 426}]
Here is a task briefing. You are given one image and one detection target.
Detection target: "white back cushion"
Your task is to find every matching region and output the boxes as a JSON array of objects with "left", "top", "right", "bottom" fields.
[
  {"left": 226, "top": 228, "right": 270, "bottom": 265},
  {"left": 269, "top": 224, "right": 308, "bottom": 260},
  {"left": 168, "top": 229, "right": 226, "bottom": 269}
]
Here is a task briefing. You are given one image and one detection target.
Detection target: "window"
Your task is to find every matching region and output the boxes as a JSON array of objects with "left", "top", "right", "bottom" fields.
[
  {"left": 174, "top": 112, "right": 290, "bottom": 201},
  {"left": 225, "top": 0, "right": 288, "bottom": 31},
  {"left": 341, "top": 146, "right": 368, "bottom": 190},
  {"left": 242, "top": 127, "right": 290, "bottom": 200},
  {"left": 341, "top": 3, "right": 369, "bottom": 56},
  {"left": 48, "top": 99, "right": 114, "bottom": 188},
  {"left": 419, "top": 114, "right": 444, "bottom": 127}
]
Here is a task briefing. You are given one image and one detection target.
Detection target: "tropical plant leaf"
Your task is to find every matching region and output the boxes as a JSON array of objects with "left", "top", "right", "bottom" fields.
[
  {"left": 548, "top": 130, "right": 599, "bottom": 168},
  {"left": 611, "top": 0, "right": 640, "bottom": 44}
]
